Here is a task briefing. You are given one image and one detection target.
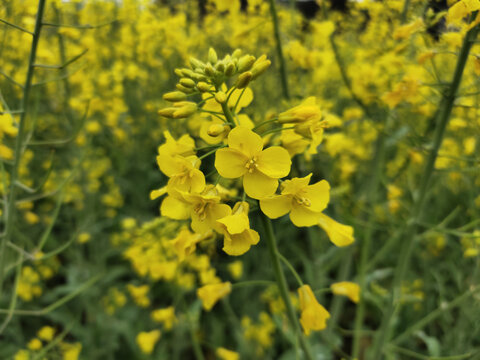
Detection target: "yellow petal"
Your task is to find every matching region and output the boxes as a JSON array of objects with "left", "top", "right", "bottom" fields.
[
  {"left": 318, "top": 213, "right": 355, "bottom": 247},
  {"left": 304, "top": 180, "right": 330, "bottom": 213},
  {"left": 222, "top": 229, "right": 260, "bottom": 256},
  {"left": 290, "top": 205, "right": 321, "bottom": 227},
  {"left": 331, "top": 281, "right": 360, "bottom": 303},
  {"left": 227, "top": 126, "right": 263, "bottom": 158},
  {"left": 215, "top": 148, "right": 248, "bottom": 178},
  {"left": 197, "top": 282, "right": 232, "bottom": 311},
  {"left": 160, "top": 196, "right": 190, "bottom": 220},
  {"left": 150, "top": 186, "right": 167, "bottom": 200},
  {"left": 227, "top": 87, "right": 253, "bottom": 111},
  {"left": 243, "top": 170, "right": 278, "bottom": 199},
  {"left": 260, "top": 195, "right": 292, "bottom": 218},
  {"left": 256, "top": 146, "right": 291, "bottom": 178},
  {"left": 217, "top": 212, "right": 250, "bottom": 234}
]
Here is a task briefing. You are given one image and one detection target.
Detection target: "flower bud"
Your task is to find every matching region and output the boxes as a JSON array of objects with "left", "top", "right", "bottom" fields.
[
  {"left": 158, "top": 107, "right": 176, "bottom": 118},
  {"left": 189, "top": 57, "right": 204, "bottom": 70},
  {"left": 163, "top": 91, "right": 187, "bottom": 102},
  {"left": 207, "top": 123, "right": 227, "bottom": 137},
  {"left": 176, "top": 84, "right": 195, "bottom": 94},
  {"left": 204, "top": 64, "right": 215, "bottom": 77},
  {"left": 251, "top": 60, "right": 271, "bottom": 80},
  {"left": 173, "top": 102, "right": 197, "bottom": 118},
  {"left": 225, "top": 62, "right": 236, "bottom": 76},
  {"left": 197, "top": 82, "right": 212, "bottom": 92},
  {"left": 235, "top": 71, "right": 252, "bottom": 89},
  {"left": 181, "top": 69, "right": 195, "bottom": 78},
  {"left": 174, "top": 68, "right": 183, "bottom": 77},
  {"left": 232, "top": 49, "right": 242, "bottom": 59},
  {"left": 237, "top": 55, "right": 256, "bottom": 72},
  {"left": 215, "top": 91, "right": 227, "bottom": 104},
  {"left": 208, "top": 47, "right": 218, "bottom": 64},
  {"left": 215, "top": 62, "right": 225, "bottom": 73},
  {"left": 180, "top": 78, "right": 196, "bottom": 88}
]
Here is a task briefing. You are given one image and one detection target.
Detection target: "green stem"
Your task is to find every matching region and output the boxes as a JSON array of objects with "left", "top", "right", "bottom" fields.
[
  {"left": 220, "top": 102, "right": 236, "bottom": 127},
  {"left": 401, "top": 0, "right": 411, "bottom": 23},
  {"left": 268, "top": 0, "right": 290, "bottom": 100},
  {"left": 277, "top": 252, "right": 304, "bottom": 286},
  {"left": 371, "top": 21, "right": 480, "bottom": 359},
  {"left": 0, "top": 0, "right": 46, "bottom": 301},
  {"left": 260, "top": 214, "right": 313, "bottom": 360}
]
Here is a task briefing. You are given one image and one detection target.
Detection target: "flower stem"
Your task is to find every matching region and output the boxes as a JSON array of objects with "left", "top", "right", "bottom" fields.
[
  {"left": 260, "top": 214, "right": 313, "bottom": 360},
  {"left": 268, "top": 0, "right": 290, "bottom": 100},
  {"left": 371, "top": 21, "right": 480, "bottom": 359},
  {"left": 0, "top": 0, "right": 46, "bottom": 300}
]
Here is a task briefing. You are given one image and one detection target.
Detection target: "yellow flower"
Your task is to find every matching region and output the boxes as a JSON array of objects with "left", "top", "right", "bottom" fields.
[
  {"left": 61, "top": 342, "right": 82, "bottom": 360},
  {"left": 330, "top": 281, "right": 360, "bottom": 303},
  {"left": 136, "top": 330, "right": 161, "bottom": 354},
  {"left": 77, "top": 232, "right": 91, "bottom": 244},
  {"left": 228, "top": 260, "right": 243, "bottom": 280},
  {"left": 298, "top": 285, "right": 330, "bottom": 335},
  {"left": 127, "top": 284, "right": 150, "bottom": 307},
  {"left": 157, "top": 130, "right": 195, "bottom": 158},
  {"left": 447, "top": 0, "right": 480, "bottom": 24},
  {"left": 158, "top": 155, "right": 205, "bottom": 194},
  {"left": 14, "top": 350, "right": 29, "bottom": 360},
  {"left": 151, "top": 306, "right": 177, "bottom": 330},
  {"left": 37, "top": 326, "right": 55, "bottom": 341},
  {"left": 171, "top": 228, "right": 206, "bottom": 261},
  {"left": 161, "top": 185, "right": 231, "bottom": 234},
  {"left": 217, "top": 201, "right": 260, "bottom": 255},
  {"left": 216, "top": 347, "right": 240, "bottom": 360},
  {"left": 215, "top": 126, "right": 291, "bottom": 199},
  {"left": 197, "top": 281, "right": 232, "bottom": 311},
  {"left": 260, "top": 174, "right": 330, "bottom": 227},
  {"left": 27, "top": 338, "right": 42, "bottom": 351},
  {"left": 318, "top": 213, "right": 355, "bottom": 247}
]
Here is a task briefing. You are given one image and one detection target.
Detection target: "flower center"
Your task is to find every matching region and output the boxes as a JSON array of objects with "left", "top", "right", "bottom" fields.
[
  {"left": 193, "top": 202, "right": 208, "bottom": 220},
  {"left": 294, "top": 194, "right": 311, "bottom": 207},
  {"left": 245, "top": 157, "right": 258, "bottom": 173}
]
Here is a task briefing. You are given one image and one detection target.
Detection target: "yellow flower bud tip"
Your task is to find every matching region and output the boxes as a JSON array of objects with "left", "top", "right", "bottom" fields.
[
  {"left": 176, "top": 83, "right": 195, "bottom": 94},
  {"left": 237, "top": 55, "right": 256, "bottom": 72},
  {"left": 235, "top": 71, "right": 252, "bottom": 89},
  {"left": 179, "top": 78, "right": 196, "bottom": 88},
  {"left": 207, "top": 123, "right": 228, "bottom": 137},
  {"left": 158, "top": 107, "right": 176, "bottom": 118},
  {"left": 208, "top": 47, "right": 218, "bottom": 64},
  {"left": 215, "top": 91, "right": 227, "bottom": 104},
  {"left": 251, "top": 60, "right": 271, "bottom": 80},
  {"left": 163, "top": 91, "right": 187, "bottom": 102},
  {"left": 232, "top": 49, "right": 243, "bottom": 59},
  {"left": 197, "top": 82, "right": 212, "bottom": 92}
]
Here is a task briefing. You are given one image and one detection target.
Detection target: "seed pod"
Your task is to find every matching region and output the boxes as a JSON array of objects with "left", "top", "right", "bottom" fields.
[
  {"left": 208, "top": 47, "right": 218, "bottom": 64},
  {"left": 225, "top": 62, "right": 236, "bottom": 77},
  {"left": 180, "top": 78, "right": 196, "bottom": 88},
  {"left": 215, "top": 91, "right": 227, "bottom": 104},
  {"left": 235, "top": 71, "right": 252, "bottom": 89},
  {"left": 158, "top": 107, "right": 176, "bottom": 118},
  {"left": 237, "top": 55, "right": 256, "bottom": 73},
  {"left": 251, "top": 60, "right": 271, "bottom": 80},
  {"left": 163, "top": 91, "right": 187, "bottom": 102},
  {"left": 197, "top": 82, "right": 212, "bottom": 92}
]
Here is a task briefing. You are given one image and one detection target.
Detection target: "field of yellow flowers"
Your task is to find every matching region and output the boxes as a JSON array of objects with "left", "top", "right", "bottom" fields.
[{"left": 1, "top": 0, "right": 480, "bottom": 359}]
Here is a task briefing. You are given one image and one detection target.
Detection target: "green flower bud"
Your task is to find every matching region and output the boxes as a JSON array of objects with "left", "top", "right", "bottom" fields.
[
  {"left": 215, "top": 62, "right": 225, "bottom": 73},
  {"left": 180, "top": 78, "right": 196, "bottom": 88},
  {"left": 173, "top": 102, "right": 197, "bottom": 118},
  {"left": 237, "top": 55, "right": 256, "bottom": 72},
  {"left": 158, "top": 107, "right": 176, "bottom": 118},
  {"left": 176, "top": 83, "right": 195, "bottom": 93},
  {"left": 197, "top": 82, "right": 212, "bottom": 92},
  {"left": 215, "top": 91, "right": 227, "bottom": 104},
  {"left": 189, "top": 57, "right": 205, "bottom": 70},
  {"left": 205, "top": 64, "right": 215, "bottom": 77},
  {"left": 225, "top": 62, "right": 236, "bottom": 76},
  {"left": 208, "top": 47, "right": 218, "bottom": 64},
  {"left": 232, "top": 49, "right": 242, "bottom": 59},
  {"left": 235, "top": 71, "right": 252, "bottom": 89},
  {"left": 251, "top": 60, "right": 271, "bottom": 80}
]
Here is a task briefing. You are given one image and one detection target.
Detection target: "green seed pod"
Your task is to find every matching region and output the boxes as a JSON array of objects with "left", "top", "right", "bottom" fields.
[
  {"left": 158, "top": 107, "right": 176, "bottom": 118},
  {"left": 208, "top": 47, "right": 218, "bottom": 64},
  {"left": 215, "top": 91, "right": 227, "bottom": 104},
  {"left": 232, "top": 49, "right": 242, "bottom": 59},
  {"left": 251, "top": 60, "right": 271, "bottom": 80},
  {"left": 197, "top": 82, "right": 212, "bottom": 92},
  {"left": 163, "top": 91, "right": 187, "bottom": 102},
  {"left": 225, "top": 62, "right": 236, "bottom": 77},
  {"left": 180, "top": 78, "right": 196, "bottom": 88},
  {"left": 235, "top": 71, "right": 252, "bottom": 89},
  {"left": 237, "top": 55, "right": 256, "bottom": 73}
]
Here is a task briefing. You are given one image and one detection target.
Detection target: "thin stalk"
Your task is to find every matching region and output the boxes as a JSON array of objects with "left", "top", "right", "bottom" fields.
[
  {"left": 0, "top": 0, "right": 46, "bottom": 300},
  {"left": 352, "top": 126, "right": 389, "bottom": 358},
  {"left": 371, "top": 21, "right": 480, "bottom": 359},
  {"left": 220, "top": 102, "right": 236, "bottom": 127},
  {"left": 260, "top": 214, "right": 313, "bottom": 360},
  {"left": 401, "top": 0, "right": 411, "bottom": 23},
  {"left": 267, "top": 0, "right": 290, "bottom": 99}
]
